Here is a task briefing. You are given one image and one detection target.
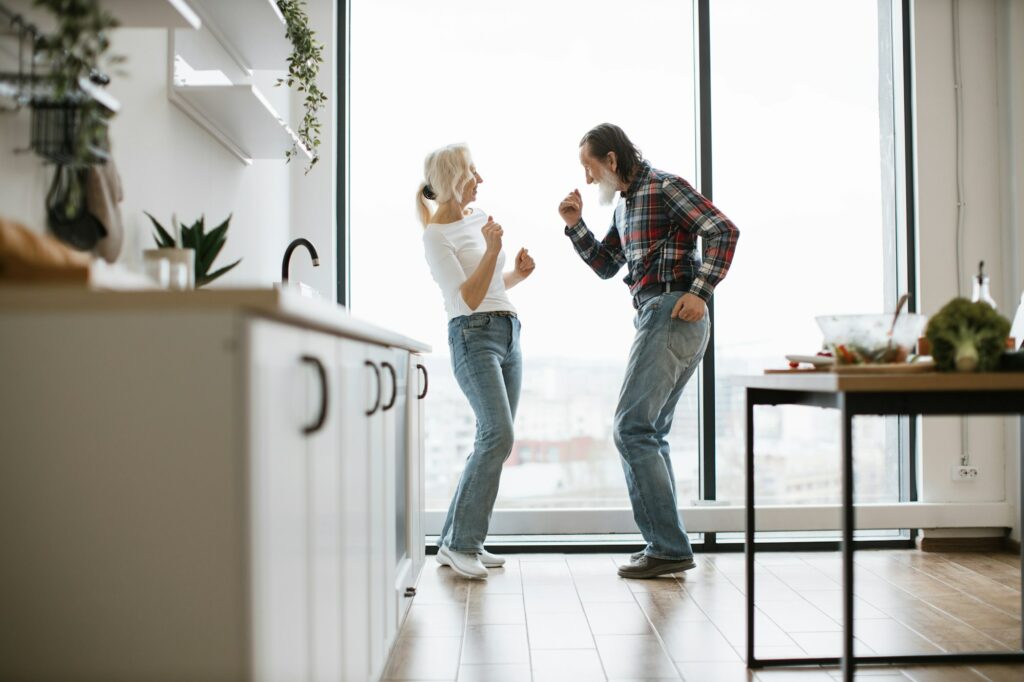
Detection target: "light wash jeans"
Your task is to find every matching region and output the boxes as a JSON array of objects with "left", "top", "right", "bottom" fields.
[
  {"left": 438, "top": 312, "right": 522, "bottom": 554},
  {"left": 615, "top": 291, "right": 710, "bottom": 561}
]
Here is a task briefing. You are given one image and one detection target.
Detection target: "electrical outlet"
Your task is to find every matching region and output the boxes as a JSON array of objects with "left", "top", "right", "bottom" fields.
[{"left": 951, "top": 465, "right": 979, "bottom": 481}]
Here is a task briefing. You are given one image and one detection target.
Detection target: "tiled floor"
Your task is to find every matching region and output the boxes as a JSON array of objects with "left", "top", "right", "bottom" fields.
[{"left": 383, "top": 550, "right": 1024, "bottom": 681}]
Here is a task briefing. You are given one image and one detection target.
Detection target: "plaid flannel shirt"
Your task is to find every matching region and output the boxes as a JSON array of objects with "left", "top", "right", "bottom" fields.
[{"left": 565, "top": 162, "right": 739, "bottom": 303}]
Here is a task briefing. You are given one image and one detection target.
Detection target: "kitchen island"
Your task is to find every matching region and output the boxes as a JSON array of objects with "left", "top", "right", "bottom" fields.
[{"left": 0, "top": 287, "right": 430, "bottom": 682}]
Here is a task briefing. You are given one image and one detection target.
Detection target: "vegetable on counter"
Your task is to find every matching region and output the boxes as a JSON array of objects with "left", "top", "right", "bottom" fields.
[
  {"left": 830, "top": 342, "right": 907, "bottom": 365},
  {"left": 925, "top": 298, "right": 1010, "bottom": 372}
]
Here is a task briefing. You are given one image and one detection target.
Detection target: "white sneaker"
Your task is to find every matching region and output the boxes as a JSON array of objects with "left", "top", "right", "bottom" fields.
[
  {"left": 437, "top": 545, "right": 488, "bottom": 580},
  {"left": 436, "top": 546, "right": 506, "bottom": 568},
  {"left": 478, "top": 549, "right": 506, "bottom": 567}
]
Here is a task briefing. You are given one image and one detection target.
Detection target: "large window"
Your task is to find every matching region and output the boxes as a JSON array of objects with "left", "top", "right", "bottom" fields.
[
  {"left": 347, "top": 1, "right": 909, "bottom": 531},
  {"left": 710, "top": 0, "right": 904, "bottom": 506},
  {"left": 349, "top": 0, "right": 698, "bottom": 512}
]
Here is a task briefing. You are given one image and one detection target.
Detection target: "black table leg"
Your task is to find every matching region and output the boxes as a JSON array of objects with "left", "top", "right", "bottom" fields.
[
  {"left": 745, "top": 390, "right": 756, "bottom": 666},
  {"left": 840, "top": 394, "right": 854, "bottom": 681}
]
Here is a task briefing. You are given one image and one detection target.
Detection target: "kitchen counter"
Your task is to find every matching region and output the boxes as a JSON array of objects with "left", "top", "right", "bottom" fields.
[{"left": 0, "top": 285, "right": 431, "bottom": 353}]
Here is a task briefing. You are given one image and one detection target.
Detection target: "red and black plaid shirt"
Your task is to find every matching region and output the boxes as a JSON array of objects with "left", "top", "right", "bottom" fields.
[{"left": 565, "top": 161, "right": 739, "bottom": 302}]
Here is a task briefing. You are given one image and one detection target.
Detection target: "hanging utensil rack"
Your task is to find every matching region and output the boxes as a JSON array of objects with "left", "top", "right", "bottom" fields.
[{"left": 0, "top": 1, "right": 115, "bottom": 164}]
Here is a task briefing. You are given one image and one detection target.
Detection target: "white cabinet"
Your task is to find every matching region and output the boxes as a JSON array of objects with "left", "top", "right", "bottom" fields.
[
  {"left": 336, "top": 338, "right": 374, "bottom": 681},
  {"left": 364, "top": 344, "right": 390, "bottom": 679},
  {"left": 304, "top": 332, "right": 344, "bottom": 682},
  {"left": 0, "top": 310, "right": 425, "bottom": 682},
  {"left": 249, "top": 322, "right": 421, "bottom": 682},
  {"left": 399, "top": 354, "right": 427, "bottom": 620},
  {"left": 249, "top": 320, "right": 313, "bottom": 682}
]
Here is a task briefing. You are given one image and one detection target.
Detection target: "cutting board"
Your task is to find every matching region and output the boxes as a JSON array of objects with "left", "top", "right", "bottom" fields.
[{"left": 766, "top": 360, "right": 936, "bottom": 374}]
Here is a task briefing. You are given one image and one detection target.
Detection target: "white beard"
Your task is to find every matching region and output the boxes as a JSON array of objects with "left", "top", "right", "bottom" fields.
[{"left": 596, "top": 171, "right": 619, "bottom": 206}]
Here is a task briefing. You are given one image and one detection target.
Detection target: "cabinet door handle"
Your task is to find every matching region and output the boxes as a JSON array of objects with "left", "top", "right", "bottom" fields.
[
  {"left": 416, "top": 363, "right": 428, "bottom": 400},
  {"left": 381, "top": 361, "right": 398, "bottom": 412},
  {"left": 300, "top": 355, "right": 328, "bottom": 436},
  {"left": 365, "top": 360, "right": 381, "bottom": 416}
]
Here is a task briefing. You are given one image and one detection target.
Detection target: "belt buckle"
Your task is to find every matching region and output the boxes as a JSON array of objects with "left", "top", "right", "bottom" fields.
[{"left": 634, "top": 286, "right": 655, "bottom": 310}]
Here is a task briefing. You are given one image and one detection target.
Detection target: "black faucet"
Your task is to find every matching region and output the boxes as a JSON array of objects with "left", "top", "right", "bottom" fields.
[{"left": 282, "top": 238, "right": 320, "bottom": 284}]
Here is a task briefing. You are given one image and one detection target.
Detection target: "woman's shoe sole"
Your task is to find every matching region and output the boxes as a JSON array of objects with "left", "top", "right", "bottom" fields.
[
  {"left": 437, "top": 546, "right": 488, "bottom": 580},
  {"left": 437, "top": 548, "right": 503, "bottom": 568}
]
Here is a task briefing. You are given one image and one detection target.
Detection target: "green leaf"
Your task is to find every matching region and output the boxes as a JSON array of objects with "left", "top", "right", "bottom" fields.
[
  {"left": 145, "top": 211, "right": 176, "bottom": 247},
  {"left": 200, "top": 233, "right": 227, "bottom": 272},
  {"left": 179, "top": 222, "right": 192, "bottom": 250},
  {"left": 194, "top": 214, "right": 233, "bottom": 281},
  {"left": 204, "top": 214, "right": 232, "bottom": 248},
  {"left": 197, "top": 234, "right": 225, "bottom": 278},
  {"left": 199, "top": 258, "right": 242, "bottom": 287}
]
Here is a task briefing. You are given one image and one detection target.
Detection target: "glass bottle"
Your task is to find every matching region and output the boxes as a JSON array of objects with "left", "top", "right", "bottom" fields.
[{"left": 971, "top": 261, "right": 997, "bottom": 309}]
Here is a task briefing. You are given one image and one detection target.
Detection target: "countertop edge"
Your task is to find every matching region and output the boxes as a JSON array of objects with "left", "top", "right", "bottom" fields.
[
  {"left": 0, "top": 286, "right": 432, "bottom": 354},
  {"left": 732, "top": 372, "right": 1024, "bottom": 392}
]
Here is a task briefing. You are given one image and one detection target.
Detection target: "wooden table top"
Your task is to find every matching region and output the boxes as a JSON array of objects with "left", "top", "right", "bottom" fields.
[{"left": 734, "top": 371, "right": 1024, "bottom": 393}]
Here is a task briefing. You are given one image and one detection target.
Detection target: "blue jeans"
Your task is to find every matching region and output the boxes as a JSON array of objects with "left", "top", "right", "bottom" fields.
[
  {"left": 615, "top": 291, "right": 710, "bottom": 561},
  {"left": 438, "top": 313, "right": 522, "bottom": 554}
]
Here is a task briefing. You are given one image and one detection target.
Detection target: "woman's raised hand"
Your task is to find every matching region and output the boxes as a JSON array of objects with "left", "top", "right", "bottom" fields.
[
  {"left": 515, "top": 248, "right": 535, "bottom": 279},
  {"left": 482, "top": 217, "right": 503, "bottom": 254}
]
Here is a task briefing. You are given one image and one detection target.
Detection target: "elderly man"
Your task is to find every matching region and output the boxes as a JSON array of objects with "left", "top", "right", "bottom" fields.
[{"left": 559, "top": 123, "right": 739, "bottom": 578}]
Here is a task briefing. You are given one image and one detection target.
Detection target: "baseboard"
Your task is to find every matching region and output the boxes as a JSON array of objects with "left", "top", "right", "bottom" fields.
[{"left": 915, "top": 535, "right": 1011, "bottom": 553}]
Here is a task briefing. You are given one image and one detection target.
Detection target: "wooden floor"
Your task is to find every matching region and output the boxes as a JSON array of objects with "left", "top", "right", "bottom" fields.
[{"left": 383, "top": 549, "right": 1024, "bottom": 681}]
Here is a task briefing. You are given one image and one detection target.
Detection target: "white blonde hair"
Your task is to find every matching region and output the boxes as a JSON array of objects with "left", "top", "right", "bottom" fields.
[{"left": 416, "top": 143, "right": 474, "bottom": 227}]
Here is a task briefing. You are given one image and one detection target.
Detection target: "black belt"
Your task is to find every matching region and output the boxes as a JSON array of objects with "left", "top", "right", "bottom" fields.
[
  {"left": 632, "top": 281, "right": 690, "bottom": 310},
  {"left": 471, "top": 311, "right": 517, "bottom": 319}
]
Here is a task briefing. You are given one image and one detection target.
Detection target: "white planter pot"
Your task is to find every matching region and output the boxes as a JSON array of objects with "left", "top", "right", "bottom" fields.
[{"left": 143, "top": 248, "right": 195, "bottom": 290}]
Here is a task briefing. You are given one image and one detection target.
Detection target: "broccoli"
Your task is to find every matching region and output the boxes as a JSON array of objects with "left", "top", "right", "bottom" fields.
[{"left": 925, "top": 298, "right": 1010, "bottom": 372}]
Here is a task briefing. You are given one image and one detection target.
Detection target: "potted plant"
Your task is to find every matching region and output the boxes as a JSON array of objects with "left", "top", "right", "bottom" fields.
[{"left": 145, "top": 212, "right": 241, "bottom": 289}]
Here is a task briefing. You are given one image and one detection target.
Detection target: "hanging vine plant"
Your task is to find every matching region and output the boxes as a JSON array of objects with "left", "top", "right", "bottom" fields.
[{"left": 276, "top": 0, "right": 327, "bottom": 172}]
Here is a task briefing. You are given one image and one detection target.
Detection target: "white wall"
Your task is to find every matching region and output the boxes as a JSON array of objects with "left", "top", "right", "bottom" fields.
[
  {"left": 914, "top": 0, "right": 1024, "bottom": 539},
  {"left": 288, "top": 0, "right": 337, "bottom": 301},
  {"left": 0, "top": 3, "right": 338, "bottom": 291}
]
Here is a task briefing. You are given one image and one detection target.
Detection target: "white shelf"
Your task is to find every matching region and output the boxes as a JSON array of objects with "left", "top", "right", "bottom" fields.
[
  {"left": 2, "top": 0, "right": 201, "bottom": 29},
  {"left": 171, "top": 82, "right": 309, "bottom": 162},
  {"left": 103, "top": 0, "right": 201, "bottom": 29},
  {"left": 188, "top": 0, "right": 290, "bottom": 70}
]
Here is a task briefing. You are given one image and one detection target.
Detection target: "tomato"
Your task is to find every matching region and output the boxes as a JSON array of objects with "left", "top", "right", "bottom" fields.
[{"left": 836, "top": 344, "right": 856, "bottom": 364}]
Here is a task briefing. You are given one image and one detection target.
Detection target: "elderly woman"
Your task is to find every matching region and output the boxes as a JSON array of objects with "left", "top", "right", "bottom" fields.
[{"left": 418, "top": 143, "right": 535, "bottom": 580}]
